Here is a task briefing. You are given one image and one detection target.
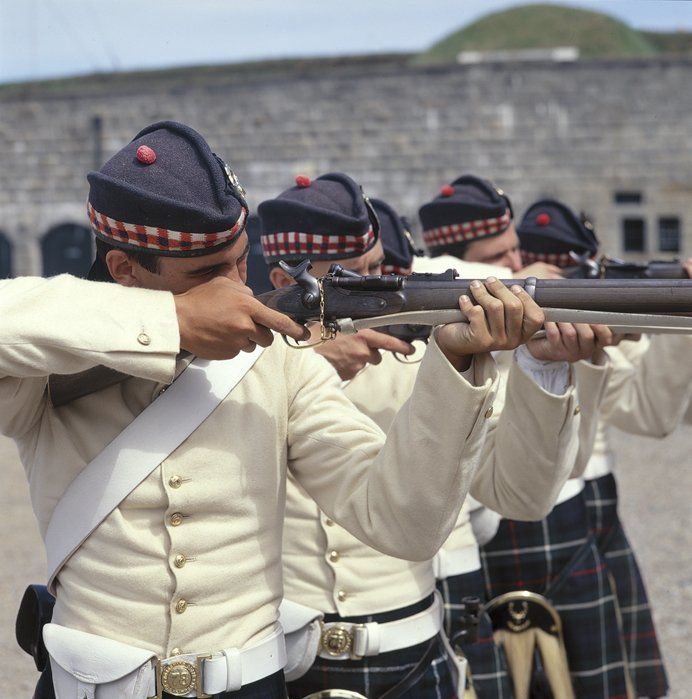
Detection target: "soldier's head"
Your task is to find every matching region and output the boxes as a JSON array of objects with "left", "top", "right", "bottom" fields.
[
  {"left": 258, "top": 173, "right": 384, "bottom": 289},
  {"left": 87, "top": 121, "right": 250, "bottom": 295},
  {"left": 372, "top": 198, "right": 420, "bottom": 277},
  {"left": 517, "top": 199, "right": 599, "bottom": 269},
  {"left": 418, "top": 175, "right": 521, "bottom": 272}
]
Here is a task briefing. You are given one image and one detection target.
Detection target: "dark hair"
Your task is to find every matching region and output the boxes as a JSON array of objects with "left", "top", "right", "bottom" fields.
[
  {"left": 429, "top": 242, "right": 470, "bottom": 259},
  {"left": 95, "top": 238, "right": 161, "bottom": 274}
]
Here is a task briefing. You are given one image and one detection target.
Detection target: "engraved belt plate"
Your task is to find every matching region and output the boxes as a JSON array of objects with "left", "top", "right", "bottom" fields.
[
  {"left": 321, "top": 625, "right": 354, "bottom": 656},
  {"left": 161, "top": 660, "right": 197, "bottom": 696}
]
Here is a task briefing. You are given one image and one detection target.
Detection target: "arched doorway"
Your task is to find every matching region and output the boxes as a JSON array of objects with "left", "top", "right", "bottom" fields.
[
  {"left": 0, "top": 232, "right": 12, "bottom": 278},
  {"left": 41, "top": 223, "right": 93, "bottom": 277}
]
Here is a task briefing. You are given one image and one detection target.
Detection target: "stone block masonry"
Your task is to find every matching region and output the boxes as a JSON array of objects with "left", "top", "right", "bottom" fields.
[{"left": 1, "top": 55, "right": 691, "bottom": 275}]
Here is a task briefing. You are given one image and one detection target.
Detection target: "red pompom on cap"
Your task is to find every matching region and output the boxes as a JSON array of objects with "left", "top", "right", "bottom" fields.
[
  {"left": 136, "top": 145, "right": 157, "bottom": 165},
  {"left": 440, "top": 184, "right": 455, "bottom": 197},
  {"left": 536, "top": 213, "right": 551, "bottom": 226},
  {"left": 295, "top": 175, "right": 311, "bottom": 188}
]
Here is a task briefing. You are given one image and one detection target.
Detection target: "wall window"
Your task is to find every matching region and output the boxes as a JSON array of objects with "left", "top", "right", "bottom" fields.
[
  {"left": 0, "top": 232, "right": 12, "bottom": 279},
  {"left": 41, "top": 223, "right": 93, "bottom": 277},
  {"left": 614, "top": 191, "right": 643, "bottom": 205},
  {"left": 658, "top": 217, "right": 681, "bottom": 253},
  {"left": 622, "top": 218, "right": 646, "bottom": 253}
]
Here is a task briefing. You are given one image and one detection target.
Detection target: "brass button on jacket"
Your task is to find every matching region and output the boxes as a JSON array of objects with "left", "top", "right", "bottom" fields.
[
  {"left": 137, "top": 332, "right": 151, "bottom": 346},
  {"left": 328, "top": 550, "right": 340, "bottom": 563},
  {"left": 170, "top": 648, "right": 182, "bottom": 657},
  {"left": 337, "top": 590, "right": 347, "bottom": 602},
  {"left": 168, "top": 475, "right": 183, "bottom": 489},
  {"left": 484, "top": 406, "right": 494, "bottom": 419},
  {"left": 175, "top": 599, "right": 188, "bottom": 614},
  {"left": 174, "top": 554, "right": 187, "bottom": 568},
  {"left": 170, "top": 512, "right": 184, "bottom": 527},
  {"left": 574, "top": 405, "right": 582, "bottom": 415}
]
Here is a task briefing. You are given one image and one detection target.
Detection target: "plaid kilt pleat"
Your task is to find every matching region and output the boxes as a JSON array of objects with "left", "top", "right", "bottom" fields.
[
  {"left": 584, "top": 474, "right": 669, "bottom": 697},
  {"left": 480, "top": 493, "right": 631, "bottom": 699},
  {"left": 437, "top": 569, "right": 513, "bottom": 698},
  {"left": 286, "top": 635, "right": 456, "bottom": 699}
]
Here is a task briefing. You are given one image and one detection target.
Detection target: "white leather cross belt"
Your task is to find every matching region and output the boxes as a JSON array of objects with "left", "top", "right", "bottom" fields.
[
  {"left": 317, "top": 593, "right": 442, "bottom": 661},
  {"left": 153, "top": 628, "right": 286, "bottom": 697}
]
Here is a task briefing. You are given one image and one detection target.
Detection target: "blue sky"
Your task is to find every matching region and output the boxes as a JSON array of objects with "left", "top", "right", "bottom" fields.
[{"left": 1, "top": 0, "right": 691, "bottom": 84}]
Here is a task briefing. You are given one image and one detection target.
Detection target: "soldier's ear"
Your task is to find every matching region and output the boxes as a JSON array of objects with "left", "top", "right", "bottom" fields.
[
  {"left": 106, "top": 249, "right": 140, "bottom": 287},
  {"left": 269, "top": 266, "right": 293, "bottom": 290}
]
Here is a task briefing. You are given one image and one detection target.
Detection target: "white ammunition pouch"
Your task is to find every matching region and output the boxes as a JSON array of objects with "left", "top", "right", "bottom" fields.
[{"left": 44, "top": 623, "right": 286, "bottom": 698}]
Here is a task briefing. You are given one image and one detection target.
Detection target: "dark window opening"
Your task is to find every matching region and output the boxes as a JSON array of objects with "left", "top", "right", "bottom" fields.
[
  {"left": 0, "top": 232, "right": 12, "bottom": 279},
  {"left": 614, "top": 191, "right": 643, "bottom": 205},
  {"left": 622, "top": 218, "right": 646, "bottom": 253},
  {"left": 41, "top": 223, "right": 93, "bottom": 277},
  {"left": 658, "top": 217, "right": 681, "bottom": 253}
]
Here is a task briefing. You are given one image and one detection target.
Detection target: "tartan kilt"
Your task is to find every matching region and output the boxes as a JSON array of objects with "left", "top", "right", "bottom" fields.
[
  {"left": 286, "top": 635, "right": 456, "bottom": 699},
  {"left": 33, "top": 663, "right": 288, "bottom": 699},
  {"left": 437, "top": 569, "right": 513, "bottom": 698},
  {"left": 480, "top": 493, "right": 631, "bottom": 699},
  {"left": 584, "top": 474, "right": 669, "bottom": 697}
]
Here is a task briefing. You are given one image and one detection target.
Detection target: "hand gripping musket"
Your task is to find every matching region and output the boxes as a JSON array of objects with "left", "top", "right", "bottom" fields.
[{"left": 258, "top": 260, "right": 692, "bottom": 345}]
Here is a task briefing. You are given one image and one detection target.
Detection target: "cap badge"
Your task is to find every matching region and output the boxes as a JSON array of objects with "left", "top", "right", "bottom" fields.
[
  {"left": 440, "top": 184, "right": 455, "bottom": 197},
  {"left": 295, "top": 175, "right": 311, "bottom": 188},
  {"left": 136, "top": 145, "right": 157, "bottom": 165},
  {"left": 536, "top": 213, "right": 551, "bottom": 226}
]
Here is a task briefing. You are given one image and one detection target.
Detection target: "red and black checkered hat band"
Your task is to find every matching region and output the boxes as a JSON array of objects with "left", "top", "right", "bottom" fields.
[
  {"left": 87, "top": 201, "right": 246, "bottom": 255},
  {"left": 382, "top": 263, "right": 411, "bottom": 276},
  {"left": 260, "top": 226, "right": 376, "bottom": 262},
  {"left": 521, "top": 250, "right": 574, "bottom": 268},
  {"left": 423, "top": 210, "right": 511, "bottom": 249}
]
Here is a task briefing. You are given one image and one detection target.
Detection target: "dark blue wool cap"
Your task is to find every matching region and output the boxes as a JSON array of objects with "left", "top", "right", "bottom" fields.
[
  {"left": 258, "top": 172, "right": 378, "bottom": 263},
  {"left": 518, "top": 199, "right": 599, "bottom": 267},
  {"left": 418, "top": 174, "right": 513, "bottom": 252},
  {"left": 372, "top": 198, "right": 419, "bottom": 275},
  {"left": 87, "top": 120, "right": 248, "bottom": 258}
]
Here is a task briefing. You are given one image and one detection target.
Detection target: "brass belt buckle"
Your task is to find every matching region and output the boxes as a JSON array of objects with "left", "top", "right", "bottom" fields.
[
  {"left": 151, "top": 653, "right": 213, "bottom": 698},
  {"left": 320, "top": 622, "right": 366, "bottom": 660}
]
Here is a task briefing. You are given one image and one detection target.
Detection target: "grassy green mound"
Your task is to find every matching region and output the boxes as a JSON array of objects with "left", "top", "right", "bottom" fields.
[{"left": 417, "top": 4, "right": 658, "bottom": 63}]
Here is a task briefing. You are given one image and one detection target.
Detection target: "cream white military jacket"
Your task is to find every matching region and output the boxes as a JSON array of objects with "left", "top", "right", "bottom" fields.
[
  {"left": 284, "top": 345, "right": 589, "bottom": 616},
  {"left": 577, "top": 334, "right": 692, "bottom": 480},
  {"left": 0, "top": 275, "right": 500, "bottom": 658}
]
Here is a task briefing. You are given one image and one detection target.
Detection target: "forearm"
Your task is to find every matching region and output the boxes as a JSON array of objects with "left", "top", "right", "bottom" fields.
[
  {"left": 470, "top": 355, "right": 580, "bottom": 520},
  {"left": 289, "top": 338, "right": 498, "bottom": 561},
  {"left": 0, "top": 276, "right": 179, "bottom": 382},
  {"left": 601, "top": 335, "right": 692, "bottom": 437}
]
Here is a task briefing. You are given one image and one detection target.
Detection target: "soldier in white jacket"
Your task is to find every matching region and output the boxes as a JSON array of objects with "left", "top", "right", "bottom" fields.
[
  {"left": 262, "top": 187, "right": 610, "bottom": 699},
  {"left": 5, "top": 124, "right": 547, "bottom": 699},
  {"left": 419, "top": 181, "right": 631, "bottom": 699}
]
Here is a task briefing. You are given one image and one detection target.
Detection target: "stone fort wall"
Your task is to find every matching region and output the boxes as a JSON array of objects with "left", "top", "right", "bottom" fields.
[{"left": 0, "top": 55, "right": 691, "bottom": 275}]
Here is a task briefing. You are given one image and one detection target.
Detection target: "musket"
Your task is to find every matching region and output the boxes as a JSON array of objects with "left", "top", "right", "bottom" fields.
[
  {"left": 563, "top": 253, "right": 686, "bottom": 280},
  {"left": 258, "top": 260, "right": 692, "bottom": 340}
]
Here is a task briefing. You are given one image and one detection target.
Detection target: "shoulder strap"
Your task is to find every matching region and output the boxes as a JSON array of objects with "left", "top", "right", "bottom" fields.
[{"left": 45, "top": 347, "right": 265, "bottom": 593}]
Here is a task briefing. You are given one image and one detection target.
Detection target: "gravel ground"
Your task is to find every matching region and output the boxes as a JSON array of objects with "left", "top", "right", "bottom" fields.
[{"left": 2, "top": 426, "right": 690, "bottom": 697}]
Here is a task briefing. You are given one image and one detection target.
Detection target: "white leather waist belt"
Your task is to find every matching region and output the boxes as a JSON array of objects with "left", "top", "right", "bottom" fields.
[
  {"left": 433, "top": 543, "right": 481, "bottom": 580},
  {"left": 582, "top": 453, "right": 614, "bottom": 481},
  {"left": 317, "top": 592, "right": 442, "bottom": 661},
  {"left": 44, "top": 623, "right": 286, "bottom": 699},
  {"left": 555, "top": 477, "right": 585, "bottom": 506},
  {"left": 154, "top": 628, "right": 286, "bottom": 697}
]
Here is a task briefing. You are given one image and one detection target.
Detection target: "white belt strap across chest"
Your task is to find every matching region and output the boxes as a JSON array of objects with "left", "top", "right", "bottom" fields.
[{"left": 45, "top": 347, "right": 265, "bottom": 593}]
